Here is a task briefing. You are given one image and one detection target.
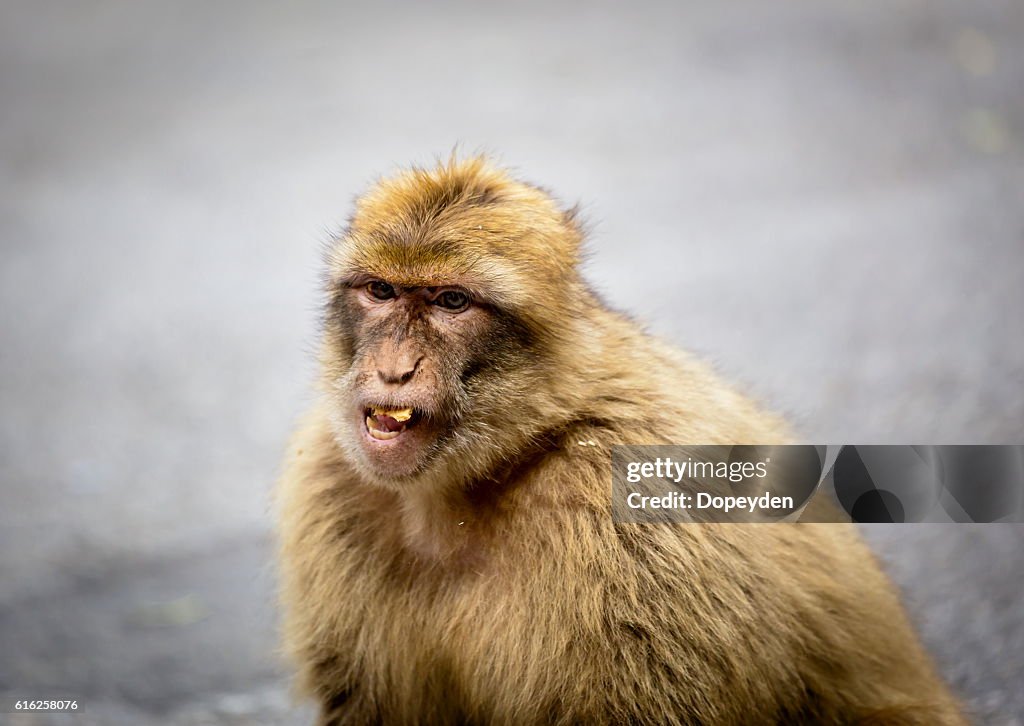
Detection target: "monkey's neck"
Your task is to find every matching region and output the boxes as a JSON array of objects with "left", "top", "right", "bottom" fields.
[
  {"left": 397, "top": 484, "right": 488, "bottom": 567},
  {"left": 393, "top": 441, "right": 547, "bottom": 566}
]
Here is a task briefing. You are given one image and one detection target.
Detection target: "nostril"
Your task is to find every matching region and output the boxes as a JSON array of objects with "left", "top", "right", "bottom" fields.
[
  {"left": 397, "top": 357, "right": 422, "bottom": 384},
  {"left": 378, "top": 357, "right": 421, "bottom": 385}
]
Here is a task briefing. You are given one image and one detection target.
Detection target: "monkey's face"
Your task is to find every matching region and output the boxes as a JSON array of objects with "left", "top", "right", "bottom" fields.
[
  {"left": 321, "top": 158, "right": 584, "bottom": 486},
  {"left": 328, "top": 277, "right": 510, "bottom": 481}
]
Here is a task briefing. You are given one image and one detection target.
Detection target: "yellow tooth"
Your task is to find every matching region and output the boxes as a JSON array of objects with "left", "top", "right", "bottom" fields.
[{"left": 371, "top": 406, "right": 414, "bottom": 422}]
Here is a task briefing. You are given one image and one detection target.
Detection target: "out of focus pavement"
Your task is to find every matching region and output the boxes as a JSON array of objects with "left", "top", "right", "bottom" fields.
[{"left": 1, "top": 1, "right": 1022, "bottom": 723}]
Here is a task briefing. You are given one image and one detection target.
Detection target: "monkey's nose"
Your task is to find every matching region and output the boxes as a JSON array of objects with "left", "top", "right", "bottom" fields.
[{"left": 377, "top": 357, "right": 421, "bottom": 385}]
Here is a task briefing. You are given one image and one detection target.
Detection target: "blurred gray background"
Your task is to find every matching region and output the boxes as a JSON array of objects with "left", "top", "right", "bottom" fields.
[{"left": 1, "top": 1, "right": 1022, "bottom": 724}]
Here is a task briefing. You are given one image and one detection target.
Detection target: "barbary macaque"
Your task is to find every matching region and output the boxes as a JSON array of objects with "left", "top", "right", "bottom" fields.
[{"left": 277, "top": 157, "right": 965, "bottom": 725}]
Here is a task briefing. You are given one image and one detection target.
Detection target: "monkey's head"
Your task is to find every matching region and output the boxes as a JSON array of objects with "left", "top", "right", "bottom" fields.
[{"left": 322, "top": 157, "right": 590, "bottom": 487}]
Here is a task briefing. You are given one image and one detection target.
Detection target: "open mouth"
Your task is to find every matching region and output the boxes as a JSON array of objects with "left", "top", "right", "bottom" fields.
[{"left": 364, "top": 405, "right": 422, "bottom": 441}]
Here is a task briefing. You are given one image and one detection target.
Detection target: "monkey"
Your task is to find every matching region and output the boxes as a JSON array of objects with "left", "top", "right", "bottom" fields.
[{"left": 276, "top": 156, "right": 966, "bottom": 725}]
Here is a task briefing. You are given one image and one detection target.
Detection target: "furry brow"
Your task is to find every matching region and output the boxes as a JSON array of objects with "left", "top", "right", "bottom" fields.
[{"left": 336, "top": 272, "right": 500, "bottom": 308}]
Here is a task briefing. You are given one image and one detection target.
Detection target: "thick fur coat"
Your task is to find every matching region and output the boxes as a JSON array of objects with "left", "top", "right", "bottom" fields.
[{"left": 277, "top": 157, "right": 964, "bottom": 725}]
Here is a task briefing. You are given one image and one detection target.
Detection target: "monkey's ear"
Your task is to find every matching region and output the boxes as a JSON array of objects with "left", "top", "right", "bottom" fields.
[
  {"left": 560, "top": 203, "right": 588, "bottom": 251},
  {"left": 562, "top": 203, "right": 583, "bottom": 230}
]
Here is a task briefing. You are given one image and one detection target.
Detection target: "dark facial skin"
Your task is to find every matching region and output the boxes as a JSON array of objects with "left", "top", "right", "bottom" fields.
[{"left": 335, "top": 278, "right": 493, "bottom": 480}]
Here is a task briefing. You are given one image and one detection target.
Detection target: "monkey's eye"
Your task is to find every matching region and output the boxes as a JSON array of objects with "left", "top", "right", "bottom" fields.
[
  {"left": 434, "top": 289, "right": 470, "bottom": 312},
  {"left": 366, "top": 281, "right": 396, "bottom": 301}
]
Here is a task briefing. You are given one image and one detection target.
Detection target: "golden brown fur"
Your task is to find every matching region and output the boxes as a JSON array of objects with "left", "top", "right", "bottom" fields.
[{"left": 277, "top": 156, "right": 966, "bottom": 725}]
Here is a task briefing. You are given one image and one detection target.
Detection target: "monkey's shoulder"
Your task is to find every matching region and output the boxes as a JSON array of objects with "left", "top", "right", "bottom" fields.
[{"left": 581, "top": 322, "right": 793, "bottom": 443}]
